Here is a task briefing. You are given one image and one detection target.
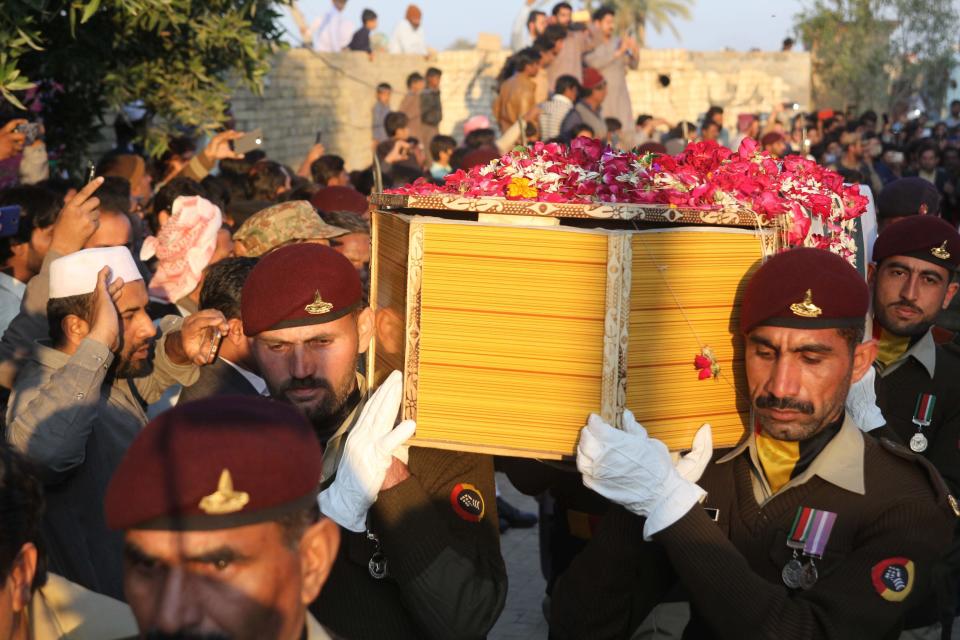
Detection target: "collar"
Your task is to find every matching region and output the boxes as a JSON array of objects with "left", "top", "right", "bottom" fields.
[
  {"left": 30, "top": 339, "right": 73, "bottom": 369},
  {"left": 320, "top": 372, "right": 367, "bottom": 487},
  {"left": 578, "top": 101, "right": 602, "bottom": 116},
  {"left": 0, "top": 270, "right": 26, "bottom": 295},
  {"left": 717, "top": 413, "right": 866, "bottom": 496},
  {"left": 219, "top": 357, "right": 269, "bottom": 396},
  {"left": 878, "top": 328, "right": 936, "bottom": 378}
]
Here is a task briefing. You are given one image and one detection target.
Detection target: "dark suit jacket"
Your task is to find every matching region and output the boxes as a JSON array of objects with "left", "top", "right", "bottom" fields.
[{"left": 178, "top": 358, "right": 262, "bottom": 404}]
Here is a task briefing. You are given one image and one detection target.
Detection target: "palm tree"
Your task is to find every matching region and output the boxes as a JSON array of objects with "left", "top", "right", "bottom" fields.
[{"left": 611, "top": 0, "right": 695, "bottom": 48}]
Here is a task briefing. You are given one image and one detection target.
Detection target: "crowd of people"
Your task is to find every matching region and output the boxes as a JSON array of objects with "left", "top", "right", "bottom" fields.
[{"left": 2, "top": 1, "right": 960, "bottom": 639}]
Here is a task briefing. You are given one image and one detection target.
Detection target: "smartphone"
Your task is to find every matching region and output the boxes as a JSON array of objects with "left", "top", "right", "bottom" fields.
[
  {"left": 86, "top": 161, "right": 96, "bottom": 184},
  {"left": 231, "top": 129, "right": 263, "bottom": 155},
  {"left": 0, "top": 205, "right": 21, "bottom": 238},
  {"left": 201, "top": 326, "right": 224, "bottom": 363},
  {"left": 14, "top": 122, "right": 41, "bottom": 145},
  {"left": 315, "top": 131, "right": 323, "bottom": 144}
]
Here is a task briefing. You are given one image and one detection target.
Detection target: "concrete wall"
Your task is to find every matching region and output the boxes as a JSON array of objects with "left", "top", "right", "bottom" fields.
[{"left": 229, "top": 48, "right": 810, "bottom": 171}]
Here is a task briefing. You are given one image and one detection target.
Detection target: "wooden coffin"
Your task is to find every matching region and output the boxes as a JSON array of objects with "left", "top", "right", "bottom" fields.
[{"left": 369, "top": 194, "right": 776, "bottom": 459}]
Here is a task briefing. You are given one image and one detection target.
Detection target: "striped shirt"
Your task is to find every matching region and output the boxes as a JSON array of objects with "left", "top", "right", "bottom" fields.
[{"left": 539, "top": 94, "right": 575, "bottom": 142}]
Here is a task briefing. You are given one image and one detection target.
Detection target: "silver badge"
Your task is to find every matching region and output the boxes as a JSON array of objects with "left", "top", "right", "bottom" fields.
[
  {"left": 782, "top": 558, "right": 803, "bottom": 589},
  {"left": 799, "top": 560, "right": 819, "bottom": 590},
  {"left": 910, "top": 432, "right": 928, "bottom": 453},
  {"left": 368, "top": 551, "right": 388, "bottom": 580}
]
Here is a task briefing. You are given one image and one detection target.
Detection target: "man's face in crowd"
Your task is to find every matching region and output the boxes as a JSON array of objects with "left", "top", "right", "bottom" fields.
[
  {"left": 330, "top": 232, "right": 371, "bottom": 270},
  {"left": 952, "top": 102, "right": 960, "bottom": 117},
  {"left": 408, "top": 14, "right": 421, "bottom": 28},
  {"left": 115, "top": 280, "right": 158, "bottom": 379},
  {"left": 252, "top": 309, "right": 374, "bottom": 441},
  {"left": 210, "top": 228, "right": 235, "bottom": 266},
  {"left": 920, "top": 149, "right": 939, "bottom": 172},
  {"left": 123, "top": 518, "right": 339, "bottom": 640},
  {"left": 702, "top": 123, "right": 720, "bottom": 142},
  {"left": 846, "top": 140, "right": 863, "bottom": 161},
  {"left": 746, "top": 326, "right": 875, "bottom": 441},
  {"left": 532, "top": 13, "right": 547, "bottom": 35},
  {"left": 377, "top": 88, "right": 391, "bottom": 105},
  {"left": 524, "top": 60, "right": 541, "bottom": 78},
  {"left": 596, "top": 14, "right": 614, "bottom": 38},
  {"left": 554, "top": 7, "right": 572, "bottom": 26},
  {"left": 426, "top": 74, "right": 441, "bottom": 90},
  {"left": 771, "top": 140, "right": 787, "bottom": 157},
  {"left": 84, "top": 210, "right": 132, "bottom": 250},
  {"left": 591, "top": 82, "right": 608, "bottom": 103},
  {"left": 871, "top": 256, "right": 958, "bottom": 337},
  {"left": 410, "top": 79, "right": 425, "bottom": 94}
]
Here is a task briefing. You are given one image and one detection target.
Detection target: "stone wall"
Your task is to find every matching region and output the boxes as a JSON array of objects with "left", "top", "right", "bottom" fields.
[{"left": 229, "top": 48, "right": 810, "bottom": 171}]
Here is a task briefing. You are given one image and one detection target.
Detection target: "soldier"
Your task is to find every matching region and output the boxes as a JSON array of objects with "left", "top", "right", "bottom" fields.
[
  {"left": 104, "top": 396, "right": 340, "bottom": 639},
  {"left": 869, "top": 215, "right": 960, "bottom": 635},
  {"left": 551, "top": 248, "right": 957, "bottom": 639},
  {"left": 239, "top": 243, "right": 507, "bottom": 640},
  {"left": 233, "top": 201, "right": 348, "bottom": 258}
]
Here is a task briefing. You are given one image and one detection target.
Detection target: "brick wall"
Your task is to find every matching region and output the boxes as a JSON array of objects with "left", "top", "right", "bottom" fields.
[{"left": 230, "top": 48, "right": 810, "bottom": 171}]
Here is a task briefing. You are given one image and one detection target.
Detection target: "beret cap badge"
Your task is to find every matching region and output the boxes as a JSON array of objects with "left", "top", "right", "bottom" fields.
[
  {"left": 931, "top": 241, "right": 951, "bottom": 261},
  {"left": 305, "top": 290, "right": 334, "bottom": 315},
  {"left": 789, "top": 289, "right": 823, "bottom": 318},
  {"left": 199, "top": 469, "right": 250, "bottom": 515}
]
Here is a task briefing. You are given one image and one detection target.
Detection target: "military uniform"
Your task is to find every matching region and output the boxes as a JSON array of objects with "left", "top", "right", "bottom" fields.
[
  {"left": 240, "top": 243, "right": 508, "bottom": 640},
  {"left": 552, "top": 417, "right": 956, "bottom": 639},
  {"left": 551, "top": 248, "right": 958, "bottom": 640}
]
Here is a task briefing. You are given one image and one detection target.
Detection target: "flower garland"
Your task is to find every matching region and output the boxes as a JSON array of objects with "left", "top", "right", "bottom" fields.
[{"left": 389, "top": 137, "right": 869, "bottom": 264}]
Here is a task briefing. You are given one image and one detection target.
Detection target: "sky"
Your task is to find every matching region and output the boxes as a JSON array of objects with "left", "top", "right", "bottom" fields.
[{"left": 282, "top": 0, "right": 809, "bottom": 52}]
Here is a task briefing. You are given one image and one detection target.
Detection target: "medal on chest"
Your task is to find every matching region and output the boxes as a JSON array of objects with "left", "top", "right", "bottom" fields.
[
  {"left": 782, "top": 507, "right": 837, "bottom": 590},
  {"left": 910, "top": 393, "right": 936, "bottom": 453}
]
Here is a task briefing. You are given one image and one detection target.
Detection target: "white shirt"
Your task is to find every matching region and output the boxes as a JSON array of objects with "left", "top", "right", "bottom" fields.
[
  {"left": 313, "top": 6, "right": 353, "bottom": 52},
  {"left": 510, "top": 6, "right": 533, "bottom": 51},
  {"left": 221, "top": 357, "right": 269, "bottom": 396},
  {"left": 0, "top": 271, "right": 26, "bottom": 340},
  {"left": 389, "top": 19, "right": 427, "bottom": 55}
]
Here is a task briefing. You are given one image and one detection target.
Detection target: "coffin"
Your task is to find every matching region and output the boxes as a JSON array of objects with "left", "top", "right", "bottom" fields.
[{"left": 369, "top": 193, "right": 779, "bottom": 459}]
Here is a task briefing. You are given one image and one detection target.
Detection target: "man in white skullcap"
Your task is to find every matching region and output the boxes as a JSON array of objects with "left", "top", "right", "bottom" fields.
[{"left": 5, "top": 246, "right": 229, "bottom": 599}]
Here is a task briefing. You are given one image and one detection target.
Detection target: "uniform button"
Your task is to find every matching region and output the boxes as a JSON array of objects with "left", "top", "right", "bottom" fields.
[
  {"left": 95, "top": 355, "right": 103, "bottom": 362},
  {"left": 75, "top": 393, "right": 84, "bottom": 400}
]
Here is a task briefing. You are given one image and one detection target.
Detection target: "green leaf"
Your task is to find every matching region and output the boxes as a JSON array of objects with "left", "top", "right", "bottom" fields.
[
  {"left": 81, "top": 0, "right": 101, "bottom": 24},
  {"left": 0, "top": 87, "right": 27, "bottom": 110}
]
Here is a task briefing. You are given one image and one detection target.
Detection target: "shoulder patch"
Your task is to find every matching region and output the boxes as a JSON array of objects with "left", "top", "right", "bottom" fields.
[
  {"left": 450, "top": 483, "right": 485, "bottom": 522},
  {"left": 872, "top": 558, "right": 915, "bottom": 602}
]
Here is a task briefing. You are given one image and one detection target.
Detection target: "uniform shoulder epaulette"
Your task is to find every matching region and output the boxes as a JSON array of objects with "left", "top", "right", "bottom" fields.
[{"left": 878, "top": 437, "right": 960, "bottom": 518}]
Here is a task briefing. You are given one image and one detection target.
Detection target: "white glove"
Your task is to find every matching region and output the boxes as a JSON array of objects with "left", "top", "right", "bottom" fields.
[
  {"left": 845, "top": 366, "right": 885, "bottom": 432},
  {"left": 318, "top": 371, "right": 416, "bottom": 532},
  {"left": 675, "top": 422, "right": 713, "bottom": 483},
  {"left": 577, "top": 410, "right": 706, "bottom": 541}
]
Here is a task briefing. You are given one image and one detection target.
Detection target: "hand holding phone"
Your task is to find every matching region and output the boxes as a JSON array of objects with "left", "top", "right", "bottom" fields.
[{"left": 230, "top": 129, "right": 263, "bottom": 155}]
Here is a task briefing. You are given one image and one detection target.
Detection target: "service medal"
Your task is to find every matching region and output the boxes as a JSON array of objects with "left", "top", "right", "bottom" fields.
[
  {"left": 799, "top": 561, "right": 819, "bottom": 590},
  {"left": 782, "top": 558, "right": 803, "bottom": 589},
  {"left": 910, "top": 432, "right": 928, "bottom": 453}
]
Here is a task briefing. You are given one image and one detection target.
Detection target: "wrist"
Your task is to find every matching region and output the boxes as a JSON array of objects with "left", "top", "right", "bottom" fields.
[
  {"left": 85, "top": 329, "right": 117, "bottom": 351},
  {"left": 163, "top": 330, "right": 189, "bottom": 365},
  {"left": 643, "top": 477, "right": 705, "bottom": 541}
]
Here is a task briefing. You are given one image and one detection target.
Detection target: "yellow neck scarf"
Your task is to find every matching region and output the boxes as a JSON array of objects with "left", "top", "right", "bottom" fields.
[{"left": 755, "top": 432, "right": 800, "bottom": 493}]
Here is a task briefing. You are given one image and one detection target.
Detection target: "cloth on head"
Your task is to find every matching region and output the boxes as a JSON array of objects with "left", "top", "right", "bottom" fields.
[
  {"left": 310, "top": 186, "right": 370, "bottom": 217},
  {"left": 233, "top": 200, "right": 349, "bottom": 258},
  {"left": 49, "top": 247, "right": 143, "bottom": 299},
  {"left": 581, "top": 67, "right": 605, "bottom": 90},
  {"left": 636, "top": 142, "right": 667, "bottom": 155},
  {"left": 873, "top": 214, "right": 960, "bottom": 271},
  {"left": 104, "top": 396, "right": 321, "bottom": 531},
  {"left": 242, "top": 243, "right": 363, "bottom": 336},
  {"left": 406, "top": 4, "right": 422, "bottom": 21},
  {"left": 740, "top": 247, "right": 868, "bottom": 333},
  {"left": 140, "top": 195, "right": 222, "bottom": 303},
  {"left": 736, "top": 114, "right": 757, "bottom": 133},
  {"left": 760, "top": 131, "right": 784, "bottom": 147},
  {"left": 876, "top": 177, "right": 942, "bottom": 220},
  {"left": 463, "top": 115, "right": 492, "bottom": 137}
]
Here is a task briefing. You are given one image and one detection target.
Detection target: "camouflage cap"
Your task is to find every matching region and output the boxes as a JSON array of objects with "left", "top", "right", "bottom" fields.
[{"left": 233, "top": 200, "right": 349, "bottom": 257}]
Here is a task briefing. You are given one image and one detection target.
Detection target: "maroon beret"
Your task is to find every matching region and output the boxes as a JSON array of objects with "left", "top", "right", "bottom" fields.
[
  {"left": 461, "top": 147, "right": 501, "bottom": 171},
  {"left": 105, "top": 396, "right": 321, "bottom": 531},
  {"left": 582, "top": 67, "right": 605, "bottom": 90},
  {"left": 873, "top": 214, "right": 960, "bottom": 271},
  {"left": 310, "top": 186, "right": 370, "bottom": 216},
  {"left": 740, "top": 248, "right": 868, "bottom": 333},
  {"left": 877, "top": 177, "right": 941, "bottom": 219},
  {"left": 760, "top": 131, "right": 784, "bottom": 147},
  {"left": 242, "top": 242, "right": 362, "bottom": 336}
]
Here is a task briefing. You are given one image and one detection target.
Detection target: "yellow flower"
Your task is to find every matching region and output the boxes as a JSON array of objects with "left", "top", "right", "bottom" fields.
[{"left": 507, "top": 177, "right": 538, "bottom": 199}]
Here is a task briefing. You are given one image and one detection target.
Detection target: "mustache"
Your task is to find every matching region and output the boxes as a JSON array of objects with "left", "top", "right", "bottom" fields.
[
  {"left": 144, "top": 632, "right": 230, "bottom": 640},
  {"left": 888, "top": 300, "right": 923, "bottom": 314},
  {"left": 755, "top": 394, "right": 814, "bottom": 415},
  {"left": 281, "top": 377, "right": 333, "bottom": 393}
]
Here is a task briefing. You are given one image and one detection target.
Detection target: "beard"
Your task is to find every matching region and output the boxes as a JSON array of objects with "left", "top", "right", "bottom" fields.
[
  {"left": 873, "top": 295, "right": 937, "bottom": 337},
  {"left": 115, "top": 338, "right": 155, "bottom": 379},
  {"left": 272, "top": 371, "right": 359, "bottom": 443}
]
